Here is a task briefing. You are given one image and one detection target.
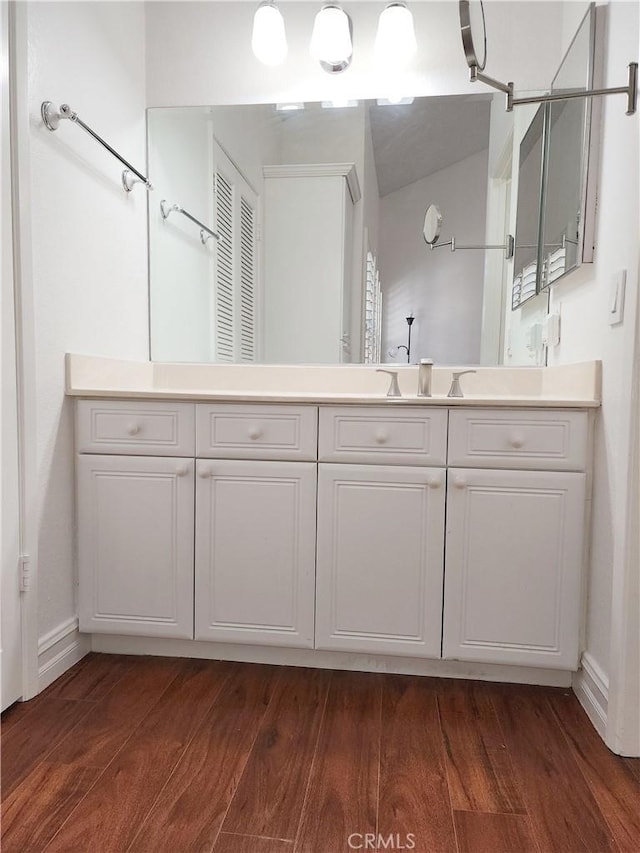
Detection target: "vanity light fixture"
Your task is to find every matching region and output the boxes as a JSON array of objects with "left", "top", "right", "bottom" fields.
[
  {"left": 252, "top": 1, "right": 288, "bottom": 66},
  {"left": 374, "top": 2, "right": 417, "bottom": 69},
  {"left": 310, "top": 4, "right": 353, "bottom": 74}
]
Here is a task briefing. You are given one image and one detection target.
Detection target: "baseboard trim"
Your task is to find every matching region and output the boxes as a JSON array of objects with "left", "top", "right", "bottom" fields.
[
  {"left": 572, "top": 651, "right": 609, "bottom": 739},
  {"left": 38, "top": 617, "right": 90, "bottom": 693},
  {"left": 90, "top": 634, "right": 574, "bottom": 688}
]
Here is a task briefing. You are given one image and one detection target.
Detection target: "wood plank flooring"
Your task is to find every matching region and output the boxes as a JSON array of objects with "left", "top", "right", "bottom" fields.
[{"left": 2, "top": 654, "right": 638, "bottom": 853}]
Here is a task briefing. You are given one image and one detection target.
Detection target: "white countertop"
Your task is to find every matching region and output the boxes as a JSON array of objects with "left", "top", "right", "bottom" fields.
[{"left": 65, "top": 355, "right": 602, "bottom": 409}]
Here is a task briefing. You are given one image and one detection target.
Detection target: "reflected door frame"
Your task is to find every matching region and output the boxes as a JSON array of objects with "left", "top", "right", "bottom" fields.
[{"left": 479, "top": 122, "right": 512, "bottom": 365}]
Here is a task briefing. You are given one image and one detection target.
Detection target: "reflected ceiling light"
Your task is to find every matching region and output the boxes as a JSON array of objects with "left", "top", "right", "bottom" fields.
[
  {"left": 276, "top": 102, "right": 305, "bottom": 111},
  {"left": 310, "top": 4, "right": 353, "bottom": 74},
  {"left": 321, "top": 99, "right": 359, "bottom": 108},
  {"left": 376, "top": 96, "right": 415, "bottom": 106},
  {"left": 375, "top": 2, "right": 417, "bottom": 69},
  {"left": 252, "top": 1, "right": 288, "bottom": 66}
]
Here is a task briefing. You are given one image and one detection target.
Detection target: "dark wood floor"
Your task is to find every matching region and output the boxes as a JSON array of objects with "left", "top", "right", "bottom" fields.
[{"left": 1, "top": 655, "right": 638, "bottom": 853}]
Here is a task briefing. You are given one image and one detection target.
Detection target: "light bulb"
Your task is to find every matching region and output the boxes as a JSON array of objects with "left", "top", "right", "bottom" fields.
[
  {"left": 252, "top": 2, "right": 287, "bottom": 66},
  {"left": 310, "top": 5, "right": 352, "bottom": 66},
  {"left": 375, "top": 2, "right": 417, "bottom": 68}
]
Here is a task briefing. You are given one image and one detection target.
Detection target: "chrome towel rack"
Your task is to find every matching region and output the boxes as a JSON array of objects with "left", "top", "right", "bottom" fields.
[
  {"left": 41, "top": 101, "right": 152, "bottom": 192},
  {"left": 160, "top": 200, "right": 220, "bottom": 245}
]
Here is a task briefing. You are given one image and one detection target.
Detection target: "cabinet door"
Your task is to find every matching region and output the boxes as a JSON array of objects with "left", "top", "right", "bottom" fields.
[
  {"left": 316, "top": 464, "right": 445, "bottom": 657},
  {"left": 77, "top": 455, "right": 194, "bottom": 638},
  {"left": 443, "top": 468, "right": 586, "bottom": 669},
  {"left": 195, "top": 460, "right": 316, "bottom": 647}
]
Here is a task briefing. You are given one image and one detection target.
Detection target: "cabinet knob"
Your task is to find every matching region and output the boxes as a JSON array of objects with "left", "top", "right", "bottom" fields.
[
  {"left": 248, "top": 426, "right": 263, "bottom": 441},
  {"left": 509, "top": 432, "right": 525, "bottom": 449},
  {"left": 198, "top": 466, "right": 213, "bottom": 478},
  {"left": 374, "top": 429, "right": 389, "bottom": 445},
  {"left": 176, "top": 465, "right": 189, "bottom": 477},
  {"left": 126, "top": 423, "right": 141, "bottom": 436},
  {"left": 426, "top": 474, "right": 442, "bottom": 489},
  {"left": 453, "top": 476, "right": 467, "bottom": 489}
]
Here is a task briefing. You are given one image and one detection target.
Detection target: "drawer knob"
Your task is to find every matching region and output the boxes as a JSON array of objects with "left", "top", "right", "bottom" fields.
[
  {"left": 248, "top": 426, "right": 263, "bottom": 441},
  {"left": 509, "top": 433, "right": 525, "bottom": 449},
  {"left": 374, "top": 429, "right": 389, "bottom": 445},
  {"left": 198, "top": 466, "right": 213, "bottom": 478},
  {"left": 426, "top": 474, "right": 442, "bottom": 489},
  {"left": 453, "top": 476, "right": 467, "bottom": 489},
  {"left": 126, "top": 423, "right": 141, "bottom": 436},
  {"left": 176, "top": 465, "right": 189, "bottom": 477}
]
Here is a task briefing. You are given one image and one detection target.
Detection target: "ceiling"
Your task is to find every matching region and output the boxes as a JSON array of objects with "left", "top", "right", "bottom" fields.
[{"left": 369, "top": 94, "right": 493, "bottom": 197}]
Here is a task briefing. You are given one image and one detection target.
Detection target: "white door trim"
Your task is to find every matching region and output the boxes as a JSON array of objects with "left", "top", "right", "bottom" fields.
[
  {"left": 605, "top": 256, "right": 640, "bottom": 756},
  {"left": 8, "top": 0, "right": 39, "bottom": 700}
]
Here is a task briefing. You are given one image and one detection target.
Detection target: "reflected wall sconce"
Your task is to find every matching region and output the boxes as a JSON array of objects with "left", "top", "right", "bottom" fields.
[
  {"left": 374, "top": 2, "right": 417, "bottom": 69},
  {"left": 310, "top": 4, "right": 353, "bottom": 74},
  {"left": 252, "top": 1, "right": 288, "bottom": 66}
]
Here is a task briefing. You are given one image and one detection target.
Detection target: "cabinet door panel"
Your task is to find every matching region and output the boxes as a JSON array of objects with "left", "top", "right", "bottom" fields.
[
  {"left": 195, "top": 460, "right": 316, "bottom": 647},
  {"left": 316, "top": 464, "right": 445, "bottom": 657},
  {"left": 77, "top": 455, "right": 194, "bottom": 638},
  {"left": 443, "top": 468, "right": 585, "bottom": 668}
]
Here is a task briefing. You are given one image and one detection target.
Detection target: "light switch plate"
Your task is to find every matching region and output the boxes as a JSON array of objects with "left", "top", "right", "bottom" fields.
[
  {"left": 542, "top": 313, "right": 561, "bottom": 346},
  {"left": 609, "top": 270, "right": 626, "bottom": 326}
]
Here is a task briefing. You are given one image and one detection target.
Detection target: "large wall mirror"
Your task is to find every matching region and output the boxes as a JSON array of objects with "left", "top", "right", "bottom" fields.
[
  {"left": 146, "top": 2, "right": 601, "bottom": 368},
  {"left": 148, "top": 94, "right": 512, "bottom": 366}
]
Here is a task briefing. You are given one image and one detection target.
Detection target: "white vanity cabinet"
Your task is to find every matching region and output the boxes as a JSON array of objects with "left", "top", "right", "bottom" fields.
[
  {"left": 315, "top": 406, "right": 448, "bottom": 657},
  {"left": 194, "top": 404, "right": 318, "bottom": 647},
  {"left": 75, "top": 396, "right": 592, "bottom": 675},
  {"left": 443, "top": 410, "right": 589, "bottom": 669},
  {"left": 76, "top": 401, "right": 196, "bottom": 638}
]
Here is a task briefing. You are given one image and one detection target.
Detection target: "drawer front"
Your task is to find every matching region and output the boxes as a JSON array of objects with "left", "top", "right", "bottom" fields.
[
  {"left": 319, "top": 406, "right": 448, "bottom": 466},
  {"left": 196, "top": 404, "right": 318, "bottom": 460},
  {"left": 76, "top": 400, "right": 195, "bottom": 456},
  {"left": 448, "top": 409, "right": 589, "bottom": 471}
]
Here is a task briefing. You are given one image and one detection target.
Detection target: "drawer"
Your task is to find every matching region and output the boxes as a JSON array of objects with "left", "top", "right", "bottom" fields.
[
  {"left": 448, "top": 409, "right": 589, "bottom": 471},
  {"left": 196, "top": 404, "right": 318, "bottom": 460},
  {"left": 318, "top": 406, "right": 448, "bottom": 466},
  {"left": 76, "top": 400, "right": 195, "bottom": 456}
]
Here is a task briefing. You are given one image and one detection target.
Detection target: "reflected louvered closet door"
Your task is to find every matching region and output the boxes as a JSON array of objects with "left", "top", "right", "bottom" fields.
[
  {"left": 212, "top": 140, "right": 259, "bottom": 363},
  {"left": 239, "top": 197, "right": 256, "bottom": 362},
  {"left": 214, "top": 170, "right": 235, "bottom": 362}
]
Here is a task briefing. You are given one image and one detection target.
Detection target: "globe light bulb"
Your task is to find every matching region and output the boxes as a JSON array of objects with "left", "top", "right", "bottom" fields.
[
  {"left": 310, "top": 5, "right": 353, "bottom": 66},
  {"left": 375, "top": 2, "right": 417, "bottom": 69},
  {"left": 252, "top": 2, "right": 287, "bottom": 67}
]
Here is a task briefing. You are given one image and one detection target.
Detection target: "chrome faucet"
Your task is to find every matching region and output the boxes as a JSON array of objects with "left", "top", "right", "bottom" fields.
[
  {"left": 418, "top": 359, "right": 433, "bottom": 397},
  {"left": 447, "top": 369, "right": 476, "bottom": 398},
  {"left": 376, "top": 369, "right": 401, "bottom": 397}
]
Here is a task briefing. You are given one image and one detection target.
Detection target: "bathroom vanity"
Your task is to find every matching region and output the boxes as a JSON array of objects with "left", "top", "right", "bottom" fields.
[{"left": 68, "top": 355, "right": 599, "bottom": 684}]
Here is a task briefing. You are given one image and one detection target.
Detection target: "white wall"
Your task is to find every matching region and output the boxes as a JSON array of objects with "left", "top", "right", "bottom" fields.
[
  {"left": 24, "top": 2, "right": 148, "bottom": 640},
  {"left": 545, "top": 1, "right": 639, "bottom": 753},
  {"left": 380, "top": 149, "right": 489, "bottom": 364}
]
